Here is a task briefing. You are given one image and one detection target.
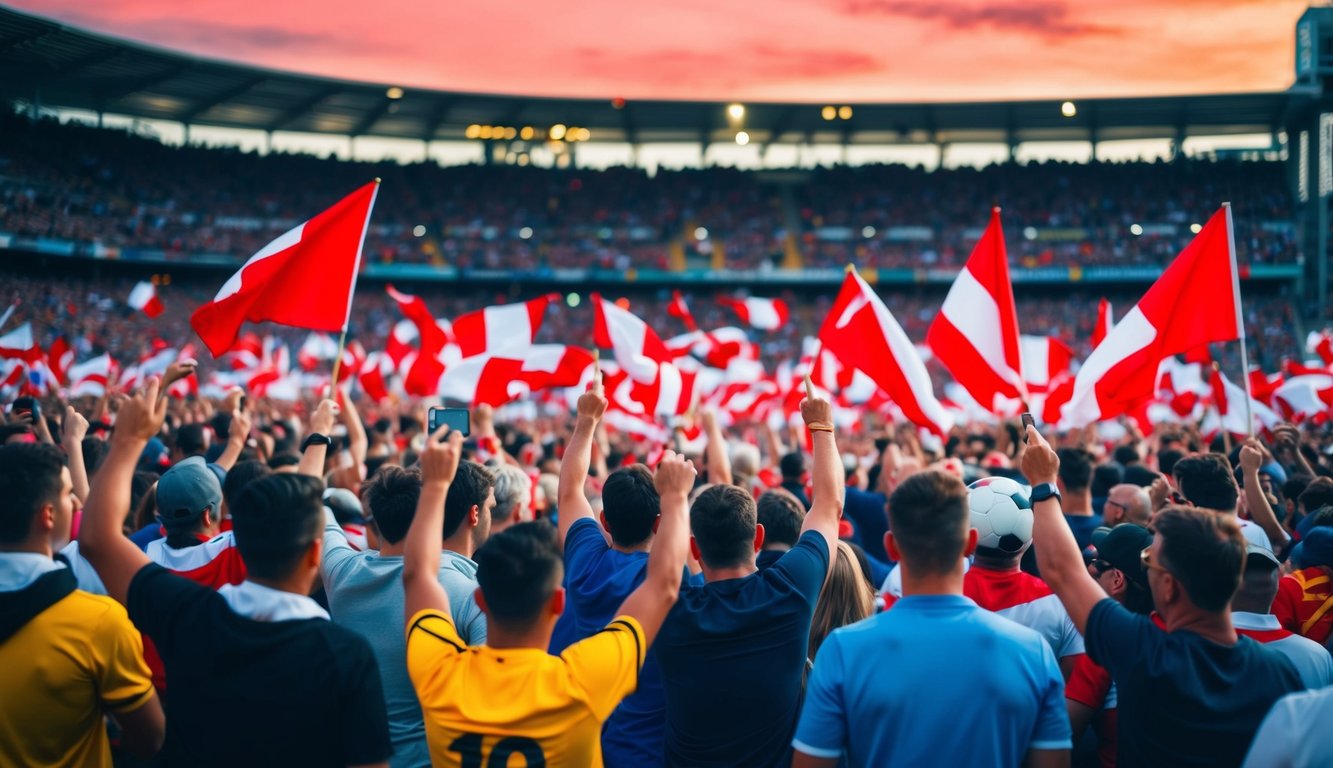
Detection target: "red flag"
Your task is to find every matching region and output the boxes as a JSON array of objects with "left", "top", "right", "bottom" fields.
[
  {"left": 720, "top": 296, "right": 790, "bottom": 331},
  {"left": 128, "top": 281, "right": 165, "bottom": 318},
  {"left": 926, "top": 209, "right": 1026, "bottom": 413},
  {"left": 47, "top": 336, "right": 73, "bottom": 386},
  {"left": 819, "top": 270, "right": 952, "bottom": 438},
  {"left": 386, "top": 285, "right": 450, "bottom": 354},
  {"left": 1092, "top": 299, "right": 1113, "bottom": 348},
  {"left": 1019, "top": 335, "right": 1074, "bottom": 394},
  {"left": 452, "top": 295, "right": 557, "bottom": 359},
  {"left": 191, "top": 181, "right": 379, "bottom": 357},
  {"left": 438, "top": 346, "right": 593, "bottom": 407},
  {"left": 1249, "top": 368, "right": 1284, "bottom": 405},
  {"left": 609, "top": 362, "right": 699, "bottom": 417},
  {"left": 358, "top": 353, "right": 391, "bottom": 402},
  {"left": 1063, "top": 206, "right": 1241, "bottom": 426},
  {"left": 0, "top": 323, "right": 41, "bottom": 366},
  {"left": 667, "top": 290, "right": 699, "bottom": 332},
  {"left": 593, "top": 294, "right": 673, "bottom": 383}
]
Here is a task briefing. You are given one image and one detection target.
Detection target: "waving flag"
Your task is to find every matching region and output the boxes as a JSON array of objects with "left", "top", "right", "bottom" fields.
[
  {"left": 1063, "top": 206, "right": 1242, "bottom": 427},
  {"left": 926, "top": 209, "right": 1026, "bottom": 413},
  {"left": 128, "top": 281, "right": 165, "bottom": 318},
  {"left": 452, "top": 295, "right": 557, "bottom": 359},
  {"left": 68, "top": 354, "right": 117, "bottom": 398},
  {"left": 1092, "top": 299, "right": 1113, "bottom": 349},
  {"left": 438, "top": 345, "right": 593, "bottom": 407},
  {"left": 1020, "top": 336, "right": 1074, "bottom": 394},
  {"left": 593, "top": 294, "right": 674, "bottom": 383},
  {"left": 819, "top": 269, "right": 952, "bottom": 438},
  {"left": 191, "top": 181, "right": 379, "bottom": 357},
  {"left": 667, "top": 290, "right": 699, "bottom": 332},
  {"left": 721, "top": 296, "right": 789, "bottom": 331}
]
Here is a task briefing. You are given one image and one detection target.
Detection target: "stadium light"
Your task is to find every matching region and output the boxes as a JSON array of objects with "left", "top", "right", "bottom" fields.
[
  {"left": 578, "top": 128, "right": 592, "bottom": 141},
  {"left": 1061, "top": 101, "right": 1077, "bottom": 118},
  {"left": 520, "top": 126, "right": 535, "bottom": 141},
  {"left": 822, "top": 106, "right": 836, "bottom": 121},
  {"left": 1023, "top": 226, "right": 1038, "bottom": 240},
  {"left": 412, "top": 225, "right": 426, "bottom": 237},
  {"left": 727, "top": 103, "right": 746, "bottom": 121},
  {"left": 479, "top": 125, "right": 493, "bottom": 140},
  {"left": 386, "top": 87, "right": 404, "bottom": 100},
  {"left": 862, "top": 226, "right": 876, "bottom": 239},
  {"left": 1190, "top": 223, "right": 1203, "bottom": 234},
  {"left": 567, "top": 293, "right": 581, "bottom": 307},
  {"left": 465, "top": 124, "right": 481, "bottom": 139},
  {"left": 695, "top": 226, "right": 709, "bottom": 240},
  {"left": 550, "top": 124, "right": 568, "bottom": 141},
  {"left": 519, "top": 227, "right": 534, "bottom": 240},
  {"left": 1130, "top": 223, "right": 1144, "bottom": 236},
  {"left": 839, "top": 106, "right": 853, "bottom": 120},
  {"left": 735, "top": 131, "right": 750, "bottom": 146}
]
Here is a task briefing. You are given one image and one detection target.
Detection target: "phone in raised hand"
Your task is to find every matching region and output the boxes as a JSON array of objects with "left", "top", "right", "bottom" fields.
[
  {"left": 427, "top": 407, "right": 471, "bottom": 437},
  {"left": 1020, "top": 412, "right": 1036, "bottom": 442}
]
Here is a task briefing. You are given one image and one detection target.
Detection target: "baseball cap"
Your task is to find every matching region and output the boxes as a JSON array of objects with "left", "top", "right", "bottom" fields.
[
  {"left": 1093, "top": 523, "right": 1153, "bottom": 586},
  {"left": 156, "top": 456, "right": 223, "bottom": 528},
  {"left": 1291, "top": 526, "right": 1333, "bottom": 570},
  {"left": 323, "top": 487, "right": 365, "bottom": 525},
  {"left": 1244, "top": 542, "right": 1281, "bottom": 570}
]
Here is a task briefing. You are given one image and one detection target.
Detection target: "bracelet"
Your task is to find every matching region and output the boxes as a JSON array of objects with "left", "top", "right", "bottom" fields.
[{"left": 807, "top": 424, "right": 835, "bottom": 433}]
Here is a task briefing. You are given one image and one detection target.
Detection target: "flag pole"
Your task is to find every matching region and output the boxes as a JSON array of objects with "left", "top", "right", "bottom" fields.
[
  {"left": 330, "top": 177, "right": 381, "bottom": 398},
  {"left": 1223, "top": 202, "right": 1254, "bottom": 437}
]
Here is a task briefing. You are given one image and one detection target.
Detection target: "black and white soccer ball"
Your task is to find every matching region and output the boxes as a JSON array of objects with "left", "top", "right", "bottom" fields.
[{"left": 967, "top": 476, "right": 1034, "bottom": 554}]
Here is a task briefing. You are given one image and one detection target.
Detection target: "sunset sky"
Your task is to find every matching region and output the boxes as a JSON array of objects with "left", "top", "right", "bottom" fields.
[{"left": 11, "top": 0, "right": 1309, "bottom": 102}]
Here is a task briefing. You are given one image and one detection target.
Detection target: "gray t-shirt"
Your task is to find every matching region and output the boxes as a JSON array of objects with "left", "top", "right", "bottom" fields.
[{"left": 320, "top": 512, "right": 487, "bottom": 768}]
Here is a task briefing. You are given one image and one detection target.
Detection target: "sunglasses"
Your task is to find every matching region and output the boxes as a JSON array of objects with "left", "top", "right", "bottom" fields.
[
  {"left": 1140, "top": 546, "right": 1170, "bottom": 575},
  {"left": 1089, "top": 558, "right": 1115, "bottom": 577}
]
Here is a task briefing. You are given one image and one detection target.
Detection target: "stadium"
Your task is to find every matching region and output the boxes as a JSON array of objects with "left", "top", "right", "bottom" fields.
[{"left": 3, "top": 2, "right": 1333, "bottom": 767}]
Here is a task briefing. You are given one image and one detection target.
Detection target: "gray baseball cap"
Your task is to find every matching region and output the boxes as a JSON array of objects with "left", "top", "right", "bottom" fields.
[{"left": 156, "top": 456, "right": 223, "bottom": 528}]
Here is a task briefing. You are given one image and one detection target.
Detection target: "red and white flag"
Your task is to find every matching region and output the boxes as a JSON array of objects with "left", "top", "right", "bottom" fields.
[
  {"left": 438, "top": 345, "right": 593, "bottom": 407},
  {"left": 452, "top": 294, "right": 557, "bottom": 359},
  {"left": 1272, "top": 375, "right": 1333, "bottom": 424},
  {"left": 357, "top": 353, "right": 392, "bottom": 403},
  {"left": 1063, "top": 206, "right": 1242, "bottom": 427},
  {"left": 386, "top": 285, "right": 451, "bottom": 354},
  {"left": 667, "top": 290, "right": 698, "bottom": 332},
  {"left": 68, "top": 354, "right": 117, "bottom": 398},
  {"left": 593, "top": 294, "right": 673, "bottom": 383},
  {"left": 721, "top": 296, "right": 789, "bottom": 331},
  {"left": 610, "top": 361, "right": 698, "bottom": 417},
  {"left": 0, "top": 323, "right": 40, "bottom": 365},
  {"left": 128, "top": 281, "right": 165, "bottom": 318},
  {"left": 1308, "top": 331, "right": 1333, "bottom": 367},
  {"left": 926, "top": 209, "right": 1026, "bottom": 413},
  {"left": 1019, "top": 336, "right": 1074, "bottom": 394},
  {"left": 819, "top": 270, "right": 953, "bottom": 438},
  {"left": 191, "top": 181, "right": 379, "bottom": 357},
  {"left": 298, "top": 334, "right": 340, "bottom": 371},
  {"left": 1206, "top": 367, "right": 1280, "bottom": 437},
  {"left": 47, "top": 337, "right": 74, "bottom": 386},
  {"left": 1092, "top": 299, "right": 1113, "bottom": 349}
]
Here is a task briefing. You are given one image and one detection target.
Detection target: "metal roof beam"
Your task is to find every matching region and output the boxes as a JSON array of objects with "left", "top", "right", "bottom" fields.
[
  {"left": 619, "top": 102, "right": 638, "bottom": 145},
  {"left": 0, "top": 27, "right": 56, "bottom": 54},
  {"left": 349, "top": 97, "right": 393, "bottom": 137},
  {"left": 268, "top": 86, "right": 341, "bottom": 131},
  {"left": 41, "top": 46, "right": 124, "bottom": 77},
  {"left": 420, "top": 97, "right": 455, "bottom": 141},
  {"left": 181, "top": 75, "right": 266, "bottom": 123},
  {"left": 102, "top": 64, "right": 189, "bottom": 100}
]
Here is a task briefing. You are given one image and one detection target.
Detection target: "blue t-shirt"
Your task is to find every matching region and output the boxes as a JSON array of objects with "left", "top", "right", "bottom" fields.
[
  {"left": 130, "top": 521, "right": 163, "bottom": 552},
  {"left": 656, "top": 530, "right": 830, "bottom": 768},
  {"left": 843, "top": 487, "right": 889, "bottom": 562},
  {"left": 1064, "top": 514, "right": 1103, "bottom": 551},
  {"left": 1085, "top": 598, "right": 1305, "bottom": 768},
  {"left": 550, "top": 517, "right": 666, "bottom": 768},
  {"left": 793, "top": 594, "right": 1070, "bottom": 766}
]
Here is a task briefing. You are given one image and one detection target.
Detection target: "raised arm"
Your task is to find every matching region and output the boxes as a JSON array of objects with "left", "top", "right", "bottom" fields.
[
  {"left": 337, "top": 386, "right": 369, "bottom": 478},
  {"left": 299, "top": 398, "right": 340, "bottom": 479},
  {"left": 78, "top": 380, "right": 165, "bottom": 605},
  {"left": 1023, "top": 425, "right": 1105, "bottom": 634},
  {"left": 1240, "top": 440, "right": 1290, "bottom": 552},
  {"left": 558, "top": 380, "right": 607, "bottom": 546},
  {"left": 214, "top": 405, "right": 252, "bottom": 472},
  {"left": 799, "top": 376, "right": 844, "bottom": 572},
  {"left": 699, "top": 409, "right": 733, "bottom": 487},
  {"left": 402, "top": 426, "right": 463, "bottom": 626},
  {"left": 612, "top": 450, "right": 694, "bottom": 646},
  {"left": 62, "top": 404, "right": 90, "bottom": 503}
]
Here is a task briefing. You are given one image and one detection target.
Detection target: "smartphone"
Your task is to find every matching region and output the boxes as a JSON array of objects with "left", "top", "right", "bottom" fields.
[
  {"left": 12, "top": 397, "right": 37, "bottom": 419},
  {"left": 1020, "top": 412, "right": 1036, "bottom": 442},
  {"left": 427, "top": 407, "right": 471, "bottom": 437}
]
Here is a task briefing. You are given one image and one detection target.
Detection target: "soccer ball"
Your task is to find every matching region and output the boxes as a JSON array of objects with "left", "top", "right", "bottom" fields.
[{"left": 968, "top": 477, "right": 1034, "bottom": 554}]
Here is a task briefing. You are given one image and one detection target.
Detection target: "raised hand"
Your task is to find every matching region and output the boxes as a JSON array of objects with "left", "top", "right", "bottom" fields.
[
  {"left": 576, "top": 388, "right": 608, "bottom": 422},
  {"left": 113, "top": 378, "right": 169, "bottom": 447},
  {"left": 229, "top": 406, "right": 253, "bottom": 444},
  {"left": 162, "top": 359, "right": 198, "bottom": 390},
  {"left": 419, "top": 425, "right": 464, "bottom": 487},
  {"left": 309, "top": 398, "right": 340, "bottom": 436},
  {"left": 1020, "top": 425, "right": 1060, "bottom": 487},
  {"left": 62, "top": 404, "right": 89, "bottom": 446},
  {"left": 654, "top": 450, "right": 698, "bottom": 498},
  {"left": 799, "top": 374, "right": 833, "bottom": 428}
]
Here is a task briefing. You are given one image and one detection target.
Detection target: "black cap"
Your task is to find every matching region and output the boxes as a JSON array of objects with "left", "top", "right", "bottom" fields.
[{"left": 1094, "top": 523, "right": 1153, "bottom": 587}]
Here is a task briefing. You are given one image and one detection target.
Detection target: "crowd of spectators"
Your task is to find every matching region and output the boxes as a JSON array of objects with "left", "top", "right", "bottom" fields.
[{"left": 0, "top": 111, "right": 1299, "bottom": 272}]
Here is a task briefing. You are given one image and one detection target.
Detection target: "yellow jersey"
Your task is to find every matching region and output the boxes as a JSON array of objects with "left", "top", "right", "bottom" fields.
[
  {"left": 0, "top": 590, "right": 155, "bottom": 768},
  {"left": 406, "top": 609, "right": 645, "bottom": 768}
]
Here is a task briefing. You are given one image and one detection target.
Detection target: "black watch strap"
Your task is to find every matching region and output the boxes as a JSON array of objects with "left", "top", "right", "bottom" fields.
[
  {"left": 301, "top": 433, "right": 332, "bottom": 451},
  {"left": 1030, "top": 482, "right": 1061, "bottom": 503}
]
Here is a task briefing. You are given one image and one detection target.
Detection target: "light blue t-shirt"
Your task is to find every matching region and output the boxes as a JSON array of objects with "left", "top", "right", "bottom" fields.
[
  {"left": 320, "top": 512, "right": 487, "bottom": 768},
  {"left": 793, "top": 594, "right": 1071, "bottom": 767}
]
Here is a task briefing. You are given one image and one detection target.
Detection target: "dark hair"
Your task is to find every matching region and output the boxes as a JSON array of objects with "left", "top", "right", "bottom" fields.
[
  {"left": 690, "top": 484, "right": 758, "bottom": 568},
  {"left": 1173, "top": 454, "right": 1239, "bottom": 511},
  {"left": 1304, "top": 505, "right": 1333, "bottom": 531},
  {"left": 444, "top": 461, "right": 494, "bottom": 539},
  {"left": 1299, "top": 477, "right": 1333, "bottom": 515},
  {"left": 1284, "top": 475, "right": 1313, "bottom": 508},
  {"left": 1112, "top": 445, "right": 1141, "bottom": 466},
  {"left": 1154, "top": 504, "right": 1245, "bottom": 612},
  {"left": 1091, "top": 464, "right": 1123, "bottom": 497},
  {"left": 887, "top": 471, "right": 969, "bottom": 574},
  {"left": 475, "top": 522, "right": 563, "bottom": 627},
  {"left": 129, "top": 471, "right": 160, "bottom": 529},
  {"left": 779, "top": 452, "right": 806, "bottom": 481},
  {"left": 361, "top": 464, "right": 421, "bottom": 544},
  {"left": 1056, "top": 449, "right": 1093, "bottom": 491},
  {"left": 756, "top": 488, "right": 805, "bottom": 548},
  {"left": 222, "top": 460, "right": 273, "bottom": 514},
  {"left": 231, "top": 474, "right": 324, "bottom": 581},
  {"left": 601, "top": 465, "right": 661, "bottom": 547},
  {"left": 267, "top": 452, "right": 301, "bottom": 470},
  {"left": 1122, "top": 464, "right": 1159, "bottom": 489},
  {"left": 82, "top": 437, "right": 110, "bottom": 475},
  {"left": 1157, "top": 449, "right": 1184, "bottom": 478},
  {"left": 0, "top": 443, "right": 65, "bottom": 544},
  {"left": 175, "top": 423, "right": 208, "bottom": 457}
]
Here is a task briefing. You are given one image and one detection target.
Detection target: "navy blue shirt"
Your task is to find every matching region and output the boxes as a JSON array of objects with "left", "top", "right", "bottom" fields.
[
  {"left": 1086, "top": 598, "right": 1305, "bottom": 767},
  {"left": 1064, "top": 513, "right": 1103, "bottom": 551},
  {"left": 550, "top": 518, "right": 666, "bottom": 768},
  {"left": 843, "top": 487, "right": 889, "bottom": 562},
  {"left": 656, "top": 530, "right": 830, "bottom": 768}
]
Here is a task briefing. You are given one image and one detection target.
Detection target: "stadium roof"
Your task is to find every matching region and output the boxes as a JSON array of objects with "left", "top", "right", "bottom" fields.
[{"left": 0, "top": 5, "right": 1305, "bottom": 147}]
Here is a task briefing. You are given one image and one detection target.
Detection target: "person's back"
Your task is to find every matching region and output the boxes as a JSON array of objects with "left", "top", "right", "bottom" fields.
[
  {"left": 0, "top": 443, "right": 163, "bottom": 767},
  {"left": 322, "top": 464, "right": 491, "bottom": 768},
  {"left": 1243, "top": 685, "right": 1333, "bottom": 768},
  {"left": 793, "top": 471, "right": 1069, "bottom": 767},
  {"left": 1231, "top": 543, "right": 1333, "bottom": 689}
]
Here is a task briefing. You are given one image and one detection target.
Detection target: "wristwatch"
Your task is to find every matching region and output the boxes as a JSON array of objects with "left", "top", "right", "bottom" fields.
[
  {"left": 301, "top": 433, "right": 333, "bottom": 452},
  {"left": 1030, "top": 482, "right": 1061, "bottom": 503}
]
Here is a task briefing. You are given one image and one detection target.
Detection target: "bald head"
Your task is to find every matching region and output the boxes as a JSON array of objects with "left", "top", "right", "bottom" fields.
[{"left": 1106, "top": 484, "right": 1152, "bottom": 526}]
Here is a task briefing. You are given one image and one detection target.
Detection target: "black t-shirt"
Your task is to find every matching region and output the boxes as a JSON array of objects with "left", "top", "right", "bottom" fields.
[
  {"left": 127, "top": 564, "right": 391, "bottom": 767},
  {"left": 656, "top": 530, "right": 830, "bottom": 768},
  {"left": 1085, "top": 598, "right": 1305, "bottom": 768}
]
